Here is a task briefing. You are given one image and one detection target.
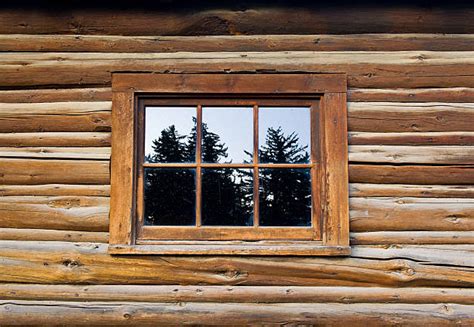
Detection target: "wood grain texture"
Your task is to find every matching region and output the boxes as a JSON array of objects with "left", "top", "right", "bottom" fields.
[
  {"left": 351, "top": 231, "right": 474, "bottom": 245},
  {"left": 0, "top": 241, "right": 472, "bottom": 286},
  {"left": 349, "top": 132, "right": 474, "bottom": 145},
  {"left": 4, "top": 34, "right": 474, "bottom": 52},
  {"left": 2, "top": 51, "right": 474, "bottom": 88},
  {"left": 350, "top": 165, "right": 474, "bottom": 185},
  {"left": 0, "top": 147, "right": 110, "bottom": 160},
  {"left": 0, "top": 132, "right": 110, "bottom": 147},
  {"left": 0, "top": 101, "right": 111, "bottom": 132},
  {"left": 0, "top": 159, "right": 110, "bottom": 185},
  {"left": 350, "top": 197, "right": 474, "bottom": 232},
  {"left": 0, "top": 88, "right": 111, "bottom": 103},
  {"left": 350, "top": 184, "right": 474, "bottom": 198},
  {"left": 0, "top": 184, "right": 110, "bottom": 197},
  {"left": 1, "top": 301, "right": 472, "bottom": 326},
  {"left": 0, "top": 228, "right": 108, "bottom": 243},
  {"left": 2, "top": 285, "right": 473, "bottom": 304},
  {"left": 349, "top": 87, "right": 474, "bottom": 102},
  {"left": 0, "top": 196, "right": 109, "bottom": 231}
]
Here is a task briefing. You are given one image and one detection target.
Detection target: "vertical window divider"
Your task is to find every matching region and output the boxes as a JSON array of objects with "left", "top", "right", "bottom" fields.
[
  {"left": 253, "top": 104, "right": 259, "bottom": 228},
  {"left": 196, "top": 104, "right": 203, "bottom": 227}
]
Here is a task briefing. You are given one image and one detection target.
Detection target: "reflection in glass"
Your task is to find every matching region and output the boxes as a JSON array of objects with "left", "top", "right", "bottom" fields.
[
  {"left": 145, "top": 107, "right": 196, "bottom": 163},
  {"left": 202, "top": 168, "right": 253, "bottom": 226},
  {"left": 144, "top": 168, "right": 195, "bottom": 225},
  {"left": 259, "top": 168, "right": 311, "bottom": 226},
  {"left": 259, "top": 107, "right": 310, "bottom": 163},
  {"left": 202, "top": 107, "right": 253, "bottom": 163}
]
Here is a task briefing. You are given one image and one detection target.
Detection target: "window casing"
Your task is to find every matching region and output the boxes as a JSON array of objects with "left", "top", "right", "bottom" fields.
[{"left": 109, "top": 73, "right": 349, "bottom": 255}]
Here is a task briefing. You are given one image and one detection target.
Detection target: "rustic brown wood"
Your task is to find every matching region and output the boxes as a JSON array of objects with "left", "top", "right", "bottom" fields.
[
  {"left": 1, "top": 241, "right": 473, "bottom": 287},
  {"left": 5, "top": 34, "right": 474, "bottom": 52},
  {"left": 349, "top": 102, "right": 474, "bottom": 132},
  {"left": 350, "top": 165, "right": 474, "bottom": 185},
  {"left": 350, "top": 197, "right": 474, "bottom": 232},
  {"left": 2, "top": 7, "right": 474, "bottom": 35},
  {"left": 350, "top": 184, "right": 474, "bottom": 198},
  {"left": 0, "top": 184, "right": 110, "bottom": 197},
  {"left": 109, "top": 91, "right": 135, "bottom": 246},
  {"left": 0, "top": 102, "right": 111, "bottom": 132},
  {"left": 351, "top": 231, "right": 474, "bottom": 245},
  {"left": 0, "top": 88, "right": 111, "bottom": 103},
  {"left": 0, "top": 196, "right": 109, "bottom": 232},
  {"left": 2, "top": 285, "right": 473, "bottom": 304},
  {"left": 349, "top": 87, "right": 474, "bottom": 102},
  {"left": 349, "top": 132, "right": 474, "bottom": 145},
  {"left": 0, "top": 159, "right": 109, "bottom": 185},
  {"left": 0, "top": 132, "right": 110, "bottom": 147},
  {"left": 349, "top": 145, "right": 474, "bottom": 164},
  {"left": 0, "top": 228, "right": 109, "bottom": 243},
  {"left": 2, "top": 51, "right": 474, "bottom": 88},
  {"left": 2, "top": 301, "right": 473, "bottom": 326},
  {"left": 0, "top": 147, "right": 110, "bottom": 160}
]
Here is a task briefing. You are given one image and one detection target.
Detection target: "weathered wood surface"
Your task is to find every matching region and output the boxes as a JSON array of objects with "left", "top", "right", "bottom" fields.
[
  {"left": 349, "top": 132, "right": 474, "bottom": 145},
  {"left": 0, "top": 228, "right": 108, "bottom": 243},
  {"left": 350, "top": 197, "right": 474, "bottom": 232},
  {"left": 0, "top": 101, "right": 111, "bottom": 132},
  {"left": 2, "top": 51, "right": 474, "bottom": 88},
  {"left": 0, "top": 159, "right": 110, "bottom": 185},
  {"left": 0, "top": 184, "right": 110, "bottom": 197},
  {"left": 0, "top": 196, "right": 109, "bottom": 231},
  {"left": 350, "top": 87, "right": 474, "bottom": 102},
  {"left": 350, "top": 184, "right": 474, "bottom": 198},
  {"left": 352, "top": 231, "right": 474, "bottom": 245},
  {"left": 0, "top": 241, "right": 472, "bottom": 287},
  {"left": 0, "top": 147, "right": 110, "bottom": 160},
  {"left": 349, "top": 165, "right": 474, "bottom": 185},
  {"left": 1, "top": 301, "right": 472, "bottom": 326},
  {"left": 1, "top": 7, "right": 474, "bottom": 35},
  {"left": 349, "top": 145, "right": 474, "bottom": 164},
  {"left": 0, "top": 88, "right": 111, "bottom": 103},
  {"left": 5, "top": 34, "right": 474, "bottom": 52},
  {"left": 1, "top": 285, "right": 474, "bottom": 304},
  {"left": 0, "top": 132, "right": 110, "bottom": 147}
]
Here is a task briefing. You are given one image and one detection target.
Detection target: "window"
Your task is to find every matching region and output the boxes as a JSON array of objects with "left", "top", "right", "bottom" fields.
[{"left": 109, "top": 73, "right": 349, "bottom": 255}]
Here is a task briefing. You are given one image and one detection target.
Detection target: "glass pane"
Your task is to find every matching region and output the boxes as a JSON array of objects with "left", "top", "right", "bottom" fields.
[
  {"left": 144, "top": 168, "right": 196, "bottom": 225},
  {"left": 259, "top": 168, "right": 311, "bottom": 226},
  {"left": 259, "top": 107, "right": 311, "bottom": 163},
  {"left": 202, "top": 168, "right": 253, "bottom": 226},
  {"left": 202, "top": 107, "right": 253, "bottom": 163},
  {"left": 145, "top": 106, "right": 196, "bottom": 163}
]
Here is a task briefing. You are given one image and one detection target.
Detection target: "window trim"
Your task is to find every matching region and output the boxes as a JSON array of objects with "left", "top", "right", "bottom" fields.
[{"left": 109, "top": 73, "right": 350, "bottom": 256}]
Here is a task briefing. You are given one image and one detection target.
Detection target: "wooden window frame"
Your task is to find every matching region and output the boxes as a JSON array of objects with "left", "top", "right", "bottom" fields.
[{"left": 109, "top": 73, "right": 349, "bottom": 256}]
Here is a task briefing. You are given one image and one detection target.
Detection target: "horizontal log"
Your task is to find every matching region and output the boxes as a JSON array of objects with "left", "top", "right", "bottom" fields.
[
  {"left": 0, "top": 88, "right": 111, "bottom": 103},
  {"left": 2, "top": 6, "right": 474, "bottom": 35},
  {"left": 0, "top": 159, "right": 110, "bottom": 185},
  {"left": 351, "top": 231, "right": 474, "bottom": 245},
  {"left": 0, "top": 132, "right": 110, "bottom": 147},
  {"left": 349, "top": 145, "right": 474, "bottom": 164},
  {"left": 2, "top": 51, "right": 474, "bottom": 88},
  {"left": 0, "top": 196, "right": 109, "bottom": 232},
  {"left": 0, "top": 241, "right": 472, "bottom": 287},
  {"left": 349, "top": 132, "right": 474, "bottom": 145},
  {"left": 349, "top": 102, "right": 474, "bottom": 132},
  {"left": 1, "top": 301, "right": 472, "bottom": 326},
  {"left": 4, "top": 34, "right": 474, "bottom": 52},
  {"left": 0, "top": 147, "right": 110, "bottom": 160},
  {"left": 350, "top": 197, "right": 474, "bottom": 232},
  {"left": 349, "top": 165, "right": 474, "bottom": 184},
  {"left": 350, "top": 183, "right": 474, "bottom": 198},
  {"left": 0, "top": 184, "right": 110, "bottom": 197},
  {"left": 349, "top": 87, "right": 474, "bottom": 102},
  {"left": 0, "top": 102, "right": 111, "bottom": 132},
  {"left": 0, "top": 228, "right": 108, "bottom": 243},
  {"left": 2, "top": 284, "right": 473, "bottom": 304}
]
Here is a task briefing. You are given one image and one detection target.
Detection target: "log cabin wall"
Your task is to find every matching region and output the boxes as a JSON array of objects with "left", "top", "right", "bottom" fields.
[{"left": 1, "top": 1, "right": 474, "bottom": 325}]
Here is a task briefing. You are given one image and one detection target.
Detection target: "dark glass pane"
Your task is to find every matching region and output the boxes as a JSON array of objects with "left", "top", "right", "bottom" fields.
[
  {"left": 145, "top": 107, "right": 196, "bottom": 163},
  {"left": 259, "top": 107, "right": 311, "bottom": 163},
  {"left": 259, "top": 168, "right": 311, "bottom": 226},
  {"left": 202, "top": 107, "right": 253, "bottom": 163},
  {"left": 202, "top": 168, "right": 253, "bottom": 226},
  {"left": 144, "top": 168, "right": 195, "bottom": 225}
]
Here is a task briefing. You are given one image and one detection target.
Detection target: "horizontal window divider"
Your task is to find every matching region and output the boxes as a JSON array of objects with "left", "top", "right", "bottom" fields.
[{"left": 143, "top": 163, "right": 315, "bottom": 168}]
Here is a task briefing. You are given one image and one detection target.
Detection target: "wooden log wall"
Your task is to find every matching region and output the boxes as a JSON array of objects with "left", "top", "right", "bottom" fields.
[{"left": 1, "top": 5, "right": 474, "bottom": 325}]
